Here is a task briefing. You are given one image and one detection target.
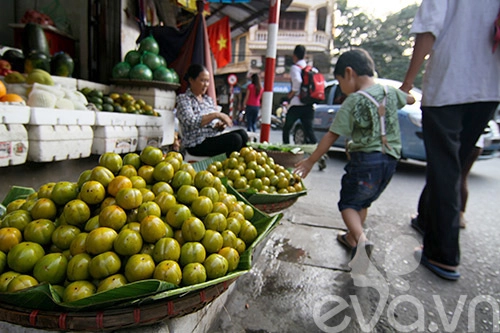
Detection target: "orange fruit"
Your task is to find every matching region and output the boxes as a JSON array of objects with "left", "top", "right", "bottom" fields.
[
  {"left": 107, "top": 175, "right": 133, "bottom": 197},
  {"left": 0, "top": 93, "right": 24, "bottom": 103},
  {"left": 0, "top": 228, "right": 23, "bottom": 252},
  {"left": 0, "top": 81, "right": 6, "bottom": 99}
]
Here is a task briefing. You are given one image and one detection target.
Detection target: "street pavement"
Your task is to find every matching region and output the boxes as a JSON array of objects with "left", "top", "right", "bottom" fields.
[
  {"left": 209, "top": 129, "right": 500, "bottom": 333},
  {"left": 1, "top": 128, "right": 499, "bottom": 332}
]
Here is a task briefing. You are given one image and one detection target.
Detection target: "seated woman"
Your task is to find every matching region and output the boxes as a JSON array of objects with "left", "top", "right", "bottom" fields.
[{"left": 176, "top": 64, "right": 249, "bottom": 157}]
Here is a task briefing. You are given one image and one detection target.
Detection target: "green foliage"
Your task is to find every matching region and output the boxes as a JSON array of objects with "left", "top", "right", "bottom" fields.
[{"left": 334, "top": 4, "right": 424, "bottom": 88}]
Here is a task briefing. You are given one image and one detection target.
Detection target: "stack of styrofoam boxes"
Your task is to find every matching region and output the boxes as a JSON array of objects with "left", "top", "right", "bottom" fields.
[
  {"left": 27, "top": 107, "right": 95, "bottom": 162},
  {"left": 92, "top": 111, "right": 139, "bottom": 154},
  {"left": 110, "top": 84, "right": 176, "bottom": 148},
  {"left": 0, "top": 104, "right": 30, "bottom": 167},
  {"left": 135, "top": 114, "right": 164, "bottom": 150},
  {"left": 78, "top": 79, "right": 140, "bottom": 155}
]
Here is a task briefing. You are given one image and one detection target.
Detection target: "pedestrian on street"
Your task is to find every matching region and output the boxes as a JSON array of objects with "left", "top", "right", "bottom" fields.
[
  {"left": 400, "top": 0, "right": 500, "bottom": 281},
  {"left": 294, "top": 49, "right": 415, "bottom": 270},
  {"left": 282, "top": 45, "right": 317, "bottom": 144},
  {"left": 242, "top": 73, "right": 263, "bottom": 132},
  {"left": 411, "top": 135, "right": 484, "bottom": 232},
  {"left": 176, "top": 64, "right": 249, "bottom": 157}
]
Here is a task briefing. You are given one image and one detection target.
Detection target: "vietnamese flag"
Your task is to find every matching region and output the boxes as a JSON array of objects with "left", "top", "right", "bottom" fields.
[{"left": 207, "top": 16, "right": 231, "bottom": 68}]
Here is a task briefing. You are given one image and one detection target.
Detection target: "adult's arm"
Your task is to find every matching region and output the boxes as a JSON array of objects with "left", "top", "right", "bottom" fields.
[{"left": 400, "top": 32, "right": 435, "bottom": 93}]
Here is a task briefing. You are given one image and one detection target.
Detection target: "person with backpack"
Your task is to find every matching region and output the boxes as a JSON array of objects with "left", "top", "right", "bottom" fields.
[
  {"left": 282, "top": 45, "right": 318, "bottom": 145},
  {"left": 294, "top": 49, "right": 415, "bottom": 271},
  {"left": 242, "top": 73, "right": 263, "bottom": 132}
]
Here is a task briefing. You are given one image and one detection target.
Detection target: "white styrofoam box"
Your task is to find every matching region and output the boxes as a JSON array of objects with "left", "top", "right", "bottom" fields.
[
  {"left": 92, "top": 125, "right": 138, "bottom": 154},
  {"left": 135, "top": 114, "right": 164, "bottom": 127},
  {"left": 137, "top": 125, "right": 163, "bottom": 150},
  {"left": 156, "top": 109, "right": 175, "bottom": 146},
  {"left": 77, "top": 79, "right": 111, "bottom": 95},
  {"left": 0, "top": 124, "right": 29, "bottom": 166},
  {"left": 109, "top": 85, "right": 176, "bottom": 110},
  {"left": 94, "top": 111, "right": 138, "bottom": 126},
  {"left": 52, "top": 76, "right": 78, "bottom": 90},
  {"left": 27, "top": 125, "right": 93, "bottom": 162},
  {"left": 30, "top": 108, "right": 95, "bottom": 126},
  {"left": 0, "top": 104, "right": 30, "bottom": 124}
]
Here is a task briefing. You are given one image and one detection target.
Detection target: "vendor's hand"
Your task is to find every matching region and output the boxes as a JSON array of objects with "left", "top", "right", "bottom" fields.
[
  {"left": 294, "top": 157, "right": 314, "bottom": 179},
  {"left": 218, "top": 112, "right": 233, "bottom": 127},
  {"left": 213, "top": 121, "right": 227, "bottom": 131}
]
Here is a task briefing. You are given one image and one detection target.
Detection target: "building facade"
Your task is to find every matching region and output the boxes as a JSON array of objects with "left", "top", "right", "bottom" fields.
[{"left": 214, "top": 0, "right": 335, "bottom": 114}]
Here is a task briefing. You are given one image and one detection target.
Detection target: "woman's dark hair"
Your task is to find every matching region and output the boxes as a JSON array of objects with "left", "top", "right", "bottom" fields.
[
  {"left": 251, "top": 73, "right": 262, "bottom": 96},
  {"left": 334, "top": 48, "right": 375, "bottom": 77},
  {"left": 184, "top": 64, "right": 208, "bottom": 83}
]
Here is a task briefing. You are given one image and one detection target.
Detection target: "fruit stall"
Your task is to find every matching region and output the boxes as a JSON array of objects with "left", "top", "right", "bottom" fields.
[{"left": 0, "top": 3, "right": 309, "bottom": 331}]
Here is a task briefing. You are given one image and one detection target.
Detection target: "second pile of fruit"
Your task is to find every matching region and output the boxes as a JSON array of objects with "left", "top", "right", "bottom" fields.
[{"left": 205, "top": 147, "right": 304, "bottom": 194}]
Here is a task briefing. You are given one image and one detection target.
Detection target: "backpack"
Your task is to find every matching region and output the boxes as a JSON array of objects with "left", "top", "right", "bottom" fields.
[{"left": 298, "top": 65, "right": 326, "bottom": 104}]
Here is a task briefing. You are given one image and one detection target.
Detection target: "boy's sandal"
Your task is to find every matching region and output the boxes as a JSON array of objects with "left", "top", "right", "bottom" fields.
[
  {"left": 337, "top": 232, "right": 354, "bottom": 250},
  {"left": 414, "top": 249, "right": 460, "bottom": 281}
]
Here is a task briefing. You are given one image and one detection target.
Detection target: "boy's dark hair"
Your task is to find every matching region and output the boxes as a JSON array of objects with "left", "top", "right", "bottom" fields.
[
  {"left": 293, "top": 45, "right": 306, "bottom": 60},
  {"left": 334, "top": 49, "right": 375, "bottom": 77},
  {"left": 184, "top": 64, "right": 208, "bottom": 82}
]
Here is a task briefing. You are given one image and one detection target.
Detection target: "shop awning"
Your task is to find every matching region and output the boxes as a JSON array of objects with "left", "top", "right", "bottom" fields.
[{"left": 205, "top": 0, "right": 293, "bottom": 38}]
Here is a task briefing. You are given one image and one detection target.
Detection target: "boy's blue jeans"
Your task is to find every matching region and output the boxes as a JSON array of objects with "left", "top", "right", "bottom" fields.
[{"left": 338, "top": 151, "right": 398, "bottom": 211}]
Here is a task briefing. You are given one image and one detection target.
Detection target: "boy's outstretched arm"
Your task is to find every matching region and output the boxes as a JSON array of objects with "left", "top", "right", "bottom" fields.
[{"left": 294, "top": 131, "right": 339, "bottom": 178}]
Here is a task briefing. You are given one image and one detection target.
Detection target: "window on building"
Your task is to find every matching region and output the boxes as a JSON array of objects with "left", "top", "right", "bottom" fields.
[
  {"left": 231, "top": 38, "right": 236, "bottom": 63},
  {"left": 279, "top": 12, "right": 306, "bottom": 30},
  {"left": 317, "top": 7, "right": 327, "bottom": 31},
  {"left": 238, "top": 36, "right": 246, "bottom": 62}
]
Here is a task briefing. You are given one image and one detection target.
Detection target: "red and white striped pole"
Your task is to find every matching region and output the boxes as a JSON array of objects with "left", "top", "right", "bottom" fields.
[{"left": 260, "top": 0, "right": 281, "bottom": 143}]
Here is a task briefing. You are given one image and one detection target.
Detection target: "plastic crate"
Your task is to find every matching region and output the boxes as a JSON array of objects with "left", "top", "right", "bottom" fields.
[
  {"left": 137, "top": 125, "right": 163, "bottom": 150},
  {"left": 30, "top": 108, "right": 95, "bottom": 126},
  {"left": 94, "top": 111, "right": 138, "bottom": 126},
  {"left": 156, "top": 109, "right": 176, "bottom": 146},
  {"left": 0, "top": 124, "right": 28, "bottom": 167},
  {"left": 28, "top": 125, "right": 93, "bottom": 162},
  {"left": 110, "top": 85, "right": 176, "bottom": 110},
  {"left": 0, "top": 104, "right": 30, "bottom": 124},
  {"left": 92, "top": 125, "right": 138, "bottom": 154}
]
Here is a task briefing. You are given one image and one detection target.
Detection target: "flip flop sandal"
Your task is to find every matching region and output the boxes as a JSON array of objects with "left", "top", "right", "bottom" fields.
[
  {"left": 336, "top": 232, "right": 354, "bottom": 250},
  {"left": 414, "top": 249, "right": 460, "bottom": 281}
]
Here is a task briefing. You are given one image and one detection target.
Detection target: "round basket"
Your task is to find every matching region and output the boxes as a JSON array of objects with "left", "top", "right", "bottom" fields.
[
  {"left": 253, "top": 197, "right": 298, "bottom": 214},
  {"left": 257, "top": 149, "right": 304, "bottom": 169},
  {"left": 0, "top": 278, "right": 237, "bottom": 332}
]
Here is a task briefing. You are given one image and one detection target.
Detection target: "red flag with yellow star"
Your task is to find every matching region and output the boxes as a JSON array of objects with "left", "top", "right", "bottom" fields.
[{"left": 207, "top": 16, "right": 231, "bottom": 68}]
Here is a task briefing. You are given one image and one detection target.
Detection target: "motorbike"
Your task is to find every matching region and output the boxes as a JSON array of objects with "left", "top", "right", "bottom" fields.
[{"left": 237, "top": 108, "right": 285, "bottom": 130}]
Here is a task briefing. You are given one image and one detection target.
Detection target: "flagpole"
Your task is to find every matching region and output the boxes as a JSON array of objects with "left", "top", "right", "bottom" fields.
[{"left": 260, "top": 0, "right": 281, "bottom": 143}]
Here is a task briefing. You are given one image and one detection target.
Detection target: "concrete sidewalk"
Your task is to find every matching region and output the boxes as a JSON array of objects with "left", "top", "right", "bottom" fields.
[{"left": 1, "top": 147, "right": 499, "bottom": 332}]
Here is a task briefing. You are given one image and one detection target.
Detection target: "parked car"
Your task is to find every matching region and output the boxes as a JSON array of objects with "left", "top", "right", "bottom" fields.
[{"left": 291, "top": 78, "right": 500, "bottom": 161}]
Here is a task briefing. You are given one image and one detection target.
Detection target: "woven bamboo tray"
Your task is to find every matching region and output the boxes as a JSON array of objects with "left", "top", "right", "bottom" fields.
[
  {"left": 256, "top": 149, "right": 305, "bottom": 169},
  {"left": 0, "top": 278, "right": 237, "bottom": 332},
  {"left": 253, "top": 197, "right": 298, "bottom": 214}
]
